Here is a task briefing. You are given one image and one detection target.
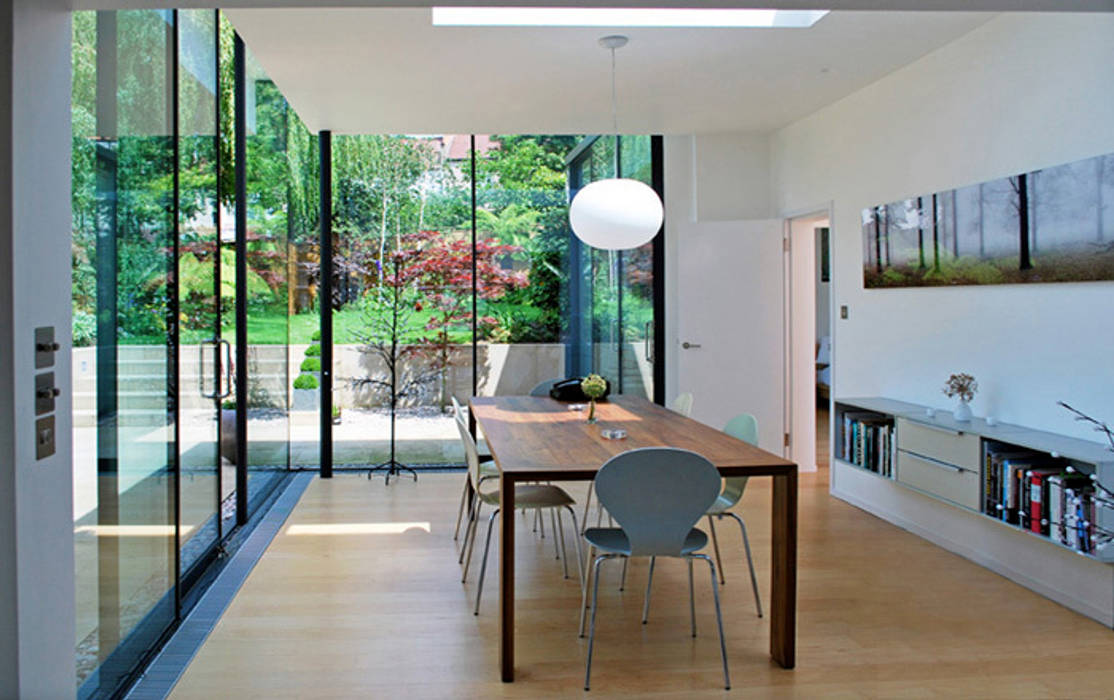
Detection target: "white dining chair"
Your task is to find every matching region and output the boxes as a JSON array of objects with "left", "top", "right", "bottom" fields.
[
  {"left": 456, "top": 415, "right": 584, "bottom": 614},
  {"left": 670, "top": 392, "right": 694, "bottom": 417},
  {"left": 579, "top": 447, "right": 730, "bottom": 691}
]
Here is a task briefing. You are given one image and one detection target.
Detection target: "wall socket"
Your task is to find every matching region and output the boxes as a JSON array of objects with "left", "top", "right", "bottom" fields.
[{"left": 840, "top": 305, "right": 849, "bottom": 320}]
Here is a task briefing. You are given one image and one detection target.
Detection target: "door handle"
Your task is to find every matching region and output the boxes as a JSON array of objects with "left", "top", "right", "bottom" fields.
[
  {"left": 218, "top": 339, "right": 233, "bottom": 399},
  {"left": 199, "top": 339, "right": 219, "bottom": 399},
  {"left": 644, "top": 322, "right": 653, "bottom": 362},
  {"left": 682, "top": 341, "right": 702, "bottom": 350}
]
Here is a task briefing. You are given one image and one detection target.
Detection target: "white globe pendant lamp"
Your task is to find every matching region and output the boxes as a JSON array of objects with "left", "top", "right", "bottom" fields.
[{"left": 569, "top": 35, "right": 663, "bottom": 251}]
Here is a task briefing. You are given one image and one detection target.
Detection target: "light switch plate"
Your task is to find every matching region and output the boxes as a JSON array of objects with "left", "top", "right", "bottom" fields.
[
  {"left": 35, "top": 326, "right": 56, "bottom": 369},
  {"left": 35, "top": 372, "right": 55, "bottom": 416},
  {"left": 840, "top": 305, "right": 849, "bottom": 320},
  {"left": 36, "top": 415, "right": 55, "bottom": 460}
]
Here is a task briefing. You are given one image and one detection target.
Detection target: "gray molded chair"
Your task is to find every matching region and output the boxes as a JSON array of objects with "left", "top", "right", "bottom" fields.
[
  {"left": 456, "top": 415, "right": 584, "bottom": 615},
  {"left": 670, "top": 392, "right": 694, "bottom": 417},
  {"left": 451, "top": 396, "right": 499, "bottom": 542},
  {"left": 529, "top": 378, "right": 561, "bottom": 397},
  {"left": 579, "top": 447, "right": 730, "bottom": 691},
  {"left": 705, "top": 413, "right": 763, "bottom": 617}
]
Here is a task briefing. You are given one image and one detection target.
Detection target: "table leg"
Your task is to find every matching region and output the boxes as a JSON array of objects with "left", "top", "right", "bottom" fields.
[
  {"left": 770, "top": 471, "right": 797, "bottom": 669},
  {"left": 499, "top": 474, "right": 516, "bottom": 681}
]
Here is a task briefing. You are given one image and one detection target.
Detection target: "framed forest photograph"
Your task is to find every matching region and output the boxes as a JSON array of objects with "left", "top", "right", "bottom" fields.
[{"left": 862, "top": 151, "right": 1114, "bottom": 288}]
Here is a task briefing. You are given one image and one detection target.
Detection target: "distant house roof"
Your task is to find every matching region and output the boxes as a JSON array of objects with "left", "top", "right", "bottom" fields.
[{"left": 442, "top": 134, "right": 500, "bottom": 161}]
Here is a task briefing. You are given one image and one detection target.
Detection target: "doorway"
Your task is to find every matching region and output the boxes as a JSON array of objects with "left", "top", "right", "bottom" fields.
[{"left": 785, "top": 208, "right": 832, "bottom": 472}]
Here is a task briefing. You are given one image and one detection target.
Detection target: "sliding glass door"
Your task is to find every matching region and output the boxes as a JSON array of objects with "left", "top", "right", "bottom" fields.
[{"left": 566, "top": 134, "right": 662, "bottom": 401}]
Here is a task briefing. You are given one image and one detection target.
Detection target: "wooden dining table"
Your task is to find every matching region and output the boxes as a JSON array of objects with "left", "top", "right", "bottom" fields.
[{"left": 470, "top": 394, "right": 798, "bottom": 682}]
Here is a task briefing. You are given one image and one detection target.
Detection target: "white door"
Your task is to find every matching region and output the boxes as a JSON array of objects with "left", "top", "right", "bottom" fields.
[{"left": 675, "top": 219, "right": 786, "bottom": 455}]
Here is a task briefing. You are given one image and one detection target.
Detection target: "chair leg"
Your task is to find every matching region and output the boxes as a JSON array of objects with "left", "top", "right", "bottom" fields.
[
  {"left": 708, "top": 514, "right": 726, "bottom": 585},
  {"left": 453, "top": 477, "right": 470, "bottom": 541},
  {"left": 688, "top": 558, "right": 697, "bottom": 638},
  {"left": 584, "top": 555, "right": 612, "bottom": 691},
  {"left": 458, "top": 493, "right": 478, "bottom": 564},
  {"left": 580, "top": 483, "right": 593, "bottom": 535},
  {"left": 619, "top": 558, "right": 628, "bottom": 591},
  {"left": 551, "top": 510, "right": 561, "bottom": 560},
  {"left": 556, "top": 510, "right": 569, "bottom": 579},
  {"left": 565, "top": 506, "right": 585, "bottom": 591},
  {"left": 696, "top": 554, "right": 731, "bottom": 690},
  {"left": 578, "top": 543, "right": 595, "bottom": 637},
  {"left": 473, "top": 508, "right": 500, "bottom": 615},
  {"left": 641, "top": 556, "right": 656, "bottom": 624},
  {"left": 725, "top": 511, "right": 763, "bottom": 618},
  {"left": 460, "top": 497, "right": 482, "bottom": 579}
]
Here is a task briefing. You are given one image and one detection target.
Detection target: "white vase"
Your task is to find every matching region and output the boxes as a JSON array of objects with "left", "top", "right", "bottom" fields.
[{"left": 954, "top": 400, "right": 972, "bottom": 422}]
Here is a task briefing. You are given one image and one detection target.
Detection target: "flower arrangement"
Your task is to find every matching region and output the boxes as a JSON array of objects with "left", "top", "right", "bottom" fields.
[
  {"left": 943, "top": 373, "right": 978, "bottom": 403},
  {"left": 581, "top": 374, "right": 607, "bottom": 423}
]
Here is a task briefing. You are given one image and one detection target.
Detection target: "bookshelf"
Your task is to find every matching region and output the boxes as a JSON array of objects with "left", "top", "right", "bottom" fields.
[{"left": 833, "top": 398, "right": 1114, "bottom": 626}]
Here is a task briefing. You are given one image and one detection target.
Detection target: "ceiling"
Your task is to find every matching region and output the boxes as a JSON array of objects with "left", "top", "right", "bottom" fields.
[{"left": 225, "top": 8, "right": 997, "bottom": 135}]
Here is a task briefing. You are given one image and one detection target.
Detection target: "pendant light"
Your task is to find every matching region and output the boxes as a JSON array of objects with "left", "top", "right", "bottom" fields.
[{"left": 569, "top": 35, "right": 663, "bottom": 251}]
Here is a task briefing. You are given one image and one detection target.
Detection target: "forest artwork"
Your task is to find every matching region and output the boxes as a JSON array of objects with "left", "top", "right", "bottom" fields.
[{"left": 862, "top": 152, "right": 1114, "bottom": 288}]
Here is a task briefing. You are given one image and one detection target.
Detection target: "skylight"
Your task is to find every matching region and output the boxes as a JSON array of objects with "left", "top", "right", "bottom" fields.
[{"left": 431, "top": 7, "right": 829, "bottom": 28}]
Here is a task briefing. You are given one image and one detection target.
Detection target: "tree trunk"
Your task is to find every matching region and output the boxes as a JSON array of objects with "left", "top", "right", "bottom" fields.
[
  {"left": 978, "top": 183, "right": 985, "bottom": 257},
  {"left": 917, "top": 196, "right": 926, "bottom": 269},
  {"left": 932, "top": 193, "right": 940, "bottom": 272},
  {"left": 874, "top": 207, "right": 883, "bottom": 274},
  {"left": 1097, "top": 156, "right": 1105, "bottom": 242},
  {"left": 1018, "top": 173, "right": 1032, "bottom": 270},
  {"left": 951, "top": 189, "right": 958, "bottom": 258}
]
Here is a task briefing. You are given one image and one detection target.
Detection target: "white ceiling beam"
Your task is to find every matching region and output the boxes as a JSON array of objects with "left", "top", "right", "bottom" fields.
[{"left": 73, "top": 1, "right": 1114, "bottom": 12}]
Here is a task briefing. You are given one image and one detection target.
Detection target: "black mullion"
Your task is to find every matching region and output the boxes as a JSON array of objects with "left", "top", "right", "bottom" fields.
[
  {"left": 469, "top": 135, "right": 478, "bottom": 436},
  {"left": 212, "top": 9, "right": 224, "bottom": 543},
  {"left": 170, "top": 8, "right": 182, "bottom": 618},
  {"left": 615, "top": 136, "right": 624, "bottom": 394},
  {"left": 233, "top": 33, "right": 248, "bottom": 526},
  {"left": 319, "top": 130, "right": 333, "bottom": 479},
  {"left": 650, "top": 135, "right": 665, "bottom": 406}
]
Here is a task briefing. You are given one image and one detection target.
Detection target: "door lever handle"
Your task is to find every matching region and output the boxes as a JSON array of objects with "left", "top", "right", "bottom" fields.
[{"left": 682, "top": 341, "right": 702, "bottom": 350}]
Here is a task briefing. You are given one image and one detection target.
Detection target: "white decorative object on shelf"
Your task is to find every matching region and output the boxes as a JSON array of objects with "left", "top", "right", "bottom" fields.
[
  {"left": 943, "top": 372, "right": 977, "bottom": 423},
  {"left": 954, "top": 400, "right": 973, "bottom": 422}
]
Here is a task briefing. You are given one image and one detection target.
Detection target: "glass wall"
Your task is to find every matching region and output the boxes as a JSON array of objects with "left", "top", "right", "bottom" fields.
[
  {"left": 328, "top": 134, "right": 473, "bottom": 469},
  {"left": 72, "top": 9, "right": 179, "bottom": 696},
  {"left": 567, "top": 135, "right": 658, "bottom": 400},
  {"left": 239, "top": 43, "right": 317, "bottom": 483},
  {"left": 70, "top": 13, "right": 312, "bottom": 697}
]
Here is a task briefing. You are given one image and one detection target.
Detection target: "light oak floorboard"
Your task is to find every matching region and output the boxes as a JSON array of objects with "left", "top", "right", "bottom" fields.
[{"left": 171, "top": 468, "right": 1114, "bottom": 699}]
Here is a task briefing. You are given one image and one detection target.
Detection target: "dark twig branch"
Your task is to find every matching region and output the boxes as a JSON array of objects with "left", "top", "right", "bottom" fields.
[{"left": 1058, "top": 401, "right": 1114, "bottom": 452}]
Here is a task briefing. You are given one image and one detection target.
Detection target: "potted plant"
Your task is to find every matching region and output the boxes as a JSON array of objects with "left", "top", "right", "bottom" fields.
[
  {"left": 943, "top": 373, "right": 977, "bottom": 422},
  {"left": 300, "top": 356, "right": 322, "bottom": 379},
  {"left": 304, "top": 343, "right": 321, "bottom": 357},
  {"left": 332, "top": 404, "right": 342, "bottom": 425},
  {"left": 292, "top": 372, "right": 319, "bottom": 411},
  {"left": 581, "top": 373, "right": 608, "bottom": 424}
]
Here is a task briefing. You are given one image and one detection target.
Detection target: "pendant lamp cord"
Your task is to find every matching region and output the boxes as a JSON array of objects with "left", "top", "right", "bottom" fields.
[{"left": 610, "top": 45, "right": 619, "bottom": 172}]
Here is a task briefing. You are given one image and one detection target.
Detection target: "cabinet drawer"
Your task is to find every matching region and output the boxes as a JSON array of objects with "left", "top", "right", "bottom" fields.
[
  {"left": 896, "top": 449, "right": 980, "bottom": 510},
  {"left": 896, "top": 417, "right": 980, "bottom": 469}
]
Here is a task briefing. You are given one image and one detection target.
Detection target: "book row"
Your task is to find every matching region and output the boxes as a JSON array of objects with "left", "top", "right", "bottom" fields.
[
  {"left": 984, "top": 443, "right": 1104, "bottom": 554},
  {"left": 840, "top": 412, "right": 894, "bottom": 478}
]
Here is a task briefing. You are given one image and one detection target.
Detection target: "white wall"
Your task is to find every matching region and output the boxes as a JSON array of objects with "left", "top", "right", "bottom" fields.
[
  {"left": 691, "top": 132, "right": 772, "bottom": 221},
  {"left": 0, "top": 1, "right": 76, "bottom": 697},
  {"left": 771, "top": 12, "right": 1114, "bottom": 443}
]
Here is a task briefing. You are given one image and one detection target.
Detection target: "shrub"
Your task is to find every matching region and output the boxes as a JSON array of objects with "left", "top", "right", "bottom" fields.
[
  {"left": 311, "top": 329, "right": 321, "bottom": 342},
  {"left": 72, "top": 310, "right": 96, "bottom": 347},
  {"left": 300, "top": 357, "right": 321, "bottom": 372},
  {"left": 304, "top": 344, "right": 321, "bottom": 357},
  {"left": 293, "top": 373, "right": 319, "bottom": 390}
]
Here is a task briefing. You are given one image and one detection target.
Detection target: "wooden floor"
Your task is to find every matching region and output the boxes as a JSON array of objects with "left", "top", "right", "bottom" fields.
[{"left": 171, "top": 459, "right": 1114, "bottom": 698}]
